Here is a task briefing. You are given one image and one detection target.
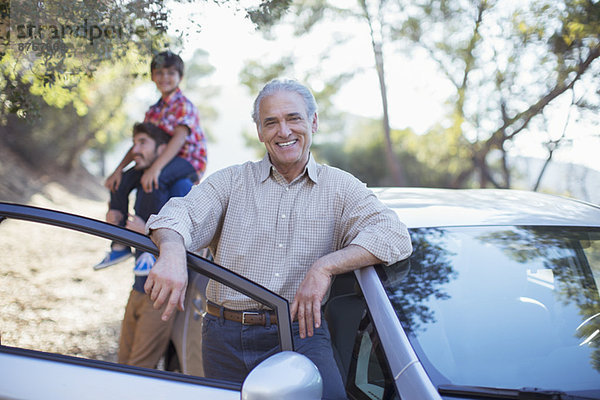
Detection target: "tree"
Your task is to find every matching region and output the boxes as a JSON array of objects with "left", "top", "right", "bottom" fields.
[
  {"left": 247, "top": 0, "right": 600, "bottom": 189},
  {"left": 358, "top": 0, "right": 406, "bottom": 186},
  {"left": 250, "top": 0, "right": 409, "bottom": 185},
  {"left": 0, "top": 0, "right": 290, "bottom": 121},
  {"left": 1, "top": 0, "right": 165, "bottom": 121},
  {"left": 313, "top": 117, "right": 459, "bottom": 187},
  {"left": 0, "top": 0, "right": 288, "bottom": 175},
  {"left": 396, "top": 0, "right": 600, "bottom": 188},
  {"left": 0, "top": 54, "right": 147, "bottom": 172}
]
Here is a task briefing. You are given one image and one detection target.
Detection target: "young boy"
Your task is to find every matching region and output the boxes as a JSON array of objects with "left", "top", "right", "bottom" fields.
[
  {"left": 114, "top": 122, "right": 194, "bottom": 368},
  {"left": 95, "top": 50, "right": 207, "bottom": 269}
]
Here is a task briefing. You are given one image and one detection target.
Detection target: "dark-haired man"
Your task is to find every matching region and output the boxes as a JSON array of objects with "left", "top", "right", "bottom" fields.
[{"left": 112, "top": 122, "right": 194, "bottom": 368}]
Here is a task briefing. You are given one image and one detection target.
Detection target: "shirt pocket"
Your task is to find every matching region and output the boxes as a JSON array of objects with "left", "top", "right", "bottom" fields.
[{"left": 293, "top": 218, "right": 336, "bottom": 265}]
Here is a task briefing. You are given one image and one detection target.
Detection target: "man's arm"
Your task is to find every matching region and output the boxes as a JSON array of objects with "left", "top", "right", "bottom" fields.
[
  {"left": 140, "top": 126, "right": 188, "bottom": 193},
  {"left": 144, "top": 227, "right": 189, "bottom": 321},
  {"left": 291, "top": 244, "right": 381, "bottom": 339},
  {"left": 105, "top": 147, "right": 134, "bottom": 192}
]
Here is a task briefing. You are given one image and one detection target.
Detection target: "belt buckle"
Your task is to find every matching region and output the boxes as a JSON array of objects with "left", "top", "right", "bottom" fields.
[{"left": 241, "top": 311, "right": 261, "bottom": 325}]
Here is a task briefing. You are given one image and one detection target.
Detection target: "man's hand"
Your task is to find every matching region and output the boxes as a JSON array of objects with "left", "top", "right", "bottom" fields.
[
  {"left": 291, "top": 245, "right": 382, "bottom": 339},
  {"left": 125, "top": 214, "right": 146, "bottom": 234},
  {"left": 104, "top": 170, "right": 123, "bottom": 192},
  {"left": 144, "top": 229, "right": 188, "bottom": 321},
  {"left": 106, "top": 209, "right": 124, "bottom": 225},
  {"left": 141, "top": 165, "right": 161, "bottom": 193},
  {"left": 291, "top": 262, "right": 332, "bottom": 339}
]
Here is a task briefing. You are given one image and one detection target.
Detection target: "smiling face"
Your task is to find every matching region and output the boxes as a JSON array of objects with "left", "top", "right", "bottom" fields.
[
  {"left": 151, "top": 66, "right": 181, "bottom": 98},
  {"left": 257, "top": 90, "right": 318, "bottom": 182},
  {"left": 132, "top": 132, "right": 163, "bottom": 170}
]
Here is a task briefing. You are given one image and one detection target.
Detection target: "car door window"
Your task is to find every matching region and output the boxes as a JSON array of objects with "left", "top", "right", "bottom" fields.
[
  {"left": 0, "top": 206, "right": 292, "bottom": 388},
  {"left": 347, "top": 316, "right": 400, "bottom": 400},
  {"left": 1, "top": 218, "right": 131, "bottom": 361}
]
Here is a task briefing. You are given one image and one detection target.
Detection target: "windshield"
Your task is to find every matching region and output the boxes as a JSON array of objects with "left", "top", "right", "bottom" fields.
[{"left": 379, "top": 226, "right": 600, "bottom": 394}]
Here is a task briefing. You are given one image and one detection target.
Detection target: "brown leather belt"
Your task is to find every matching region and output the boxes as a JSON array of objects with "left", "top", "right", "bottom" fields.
[{"left": 205, "top": 302, "right": 278, "bottom": 326}]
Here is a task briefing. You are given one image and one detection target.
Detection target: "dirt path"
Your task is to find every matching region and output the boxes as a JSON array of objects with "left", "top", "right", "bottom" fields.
[{"left": 0, "top": 177, "right": 133, "bottom": 363}]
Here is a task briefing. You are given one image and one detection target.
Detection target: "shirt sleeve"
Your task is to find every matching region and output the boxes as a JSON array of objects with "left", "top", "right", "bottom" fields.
[
  {"left": 173, "top": 99, "right": 200, "bottom": 134},
  {"left": 338, "top": 175, "right": 412, "bottom": 265},
  {"left": 146, "top": 168, "right": 231, "bottom": 251}
]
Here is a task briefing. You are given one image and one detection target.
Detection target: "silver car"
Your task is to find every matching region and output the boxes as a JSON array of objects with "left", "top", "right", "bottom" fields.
[{"left": 1, "top": 188, "right": 599, "bottom": 399}]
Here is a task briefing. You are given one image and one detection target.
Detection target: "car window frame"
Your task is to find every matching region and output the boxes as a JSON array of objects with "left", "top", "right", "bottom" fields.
[
  {"left": 354, "top": 265, "right": 442, "bottom": 400},
  {"left": 346, "top": 313, "right": 400, "bottom": 400},
  {"left": 0, "top": 202, "right": 295, "bottom": 388},
  {"left": 0, "top": 201, "right": 294, "bottom": 351}
]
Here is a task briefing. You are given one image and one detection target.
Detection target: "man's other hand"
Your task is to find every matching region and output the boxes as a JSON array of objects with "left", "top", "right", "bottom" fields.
[
  {"left": 291, "top": 262, "right": 332, "bottom": 339},
  {"left": 144, "top": 230, "right": 188, "bottom": 321}
]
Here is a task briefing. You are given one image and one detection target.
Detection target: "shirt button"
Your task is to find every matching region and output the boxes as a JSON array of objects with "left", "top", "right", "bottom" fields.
[
  {"left": 285, "top": 187, "right": 290, "bottom": 191},
  {"left": 277, "top": 243, "right": 283, "bottom": 248},
  {"left": 275, "top": 273, "right": 281, "bottom": 277},
  {"left": 281, "top": 214, "right": 286, "bottom": 219}
]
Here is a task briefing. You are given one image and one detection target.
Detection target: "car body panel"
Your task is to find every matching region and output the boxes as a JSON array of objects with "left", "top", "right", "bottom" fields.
[
  {"left": 374, "top": 188, "right": 600, "bottom": 228},
  {"left": 0, "top": 348, "right": 240, "bottom": 400},
  {"left": 241, "top": 351, "right": 323, "bottom": 400},
  {"left": 370, "top": 188, "right": 600, "bottom": 400}
]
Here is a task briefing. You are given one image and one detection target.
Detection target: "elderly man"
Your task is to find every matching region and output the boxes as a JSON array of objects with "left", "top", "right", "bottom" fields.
[{"left": 144, "top": 79, "right": 412, "bottom": 399}]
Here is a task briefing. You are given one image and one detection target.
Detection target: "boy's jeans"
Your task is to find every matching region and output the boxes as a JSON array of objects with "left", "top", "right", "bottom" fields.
[{"left": 109, "top": 156, "right": 196, "bottom": 223}]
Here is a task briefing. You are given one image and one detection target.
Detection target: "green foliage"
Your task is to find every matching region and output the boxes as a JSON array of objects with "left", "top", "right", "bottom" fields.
[
  {"left": 246, "top": 0, "right": 293, "bottom": 29},
  {"left": 313, "top": 117, "right": 460, "bottom": 188},
  {"left": 1, "top": 0, "right": 170, "bottom": 120},
  {"left": 0, "top": 43, "right": 220, "bottom": 173},
  {"left": 0, "top": 55, "right": 146, "bottom": 172},
  {"left": 313, "top": 120, "right": 391, "bottom": 186},
  {"left": 396, "top": 0, "right": 600, "bottom": 188},
  {"left": 0, "top": 1, "right": 287, "bottom": 174},
  {"left": 253, "top": 0, "right": 600, "bottom": 189},
  {"left": 1, "top": 0, "right": 291, "bottom": 122}
]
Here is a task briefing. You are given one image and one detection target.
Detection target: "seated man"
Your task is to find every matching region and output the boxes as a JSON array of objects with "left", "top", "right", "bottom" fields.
[
  {"left": 96, "top": 122, "right": 194, "bottom": 368},
  {"left": 94, "top": 121, "right": 196, "bottom": 269}
]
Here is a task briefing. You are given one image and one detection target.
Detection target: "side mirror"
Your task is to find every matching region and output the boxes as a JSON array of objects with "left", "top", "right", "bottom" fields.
[{"left": 241, "top": 351, "right": 322, "bottom": 400}]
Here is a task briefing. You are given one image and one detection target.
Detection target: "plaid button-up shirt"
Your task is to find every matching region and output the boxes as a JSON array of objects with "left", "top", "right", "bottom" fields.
[
  {"left": 147, "top": 154, "right": 412, "bottom": 310},
  {"left": 145, "top": 88, "right": 207, "bottom": 178}
]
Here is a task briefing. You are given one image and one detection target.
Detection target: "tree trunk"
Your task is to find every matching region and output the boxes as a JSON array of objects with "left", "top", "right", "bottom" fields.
[
  {"left": 374, "top": 42, "right": 405, "bottom": 186},
  {"left": 361, "top": 0, "right": 406, "bottom": 186}
]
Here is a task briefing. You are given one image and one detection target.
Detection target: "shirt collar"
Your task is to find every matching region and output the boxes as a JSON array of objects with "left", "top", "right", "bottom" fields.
[
  {"left": 258, "top": 153, "right": 319, "bottom": 184},
  {"left": 160, "top": 87, "right": 182, "bottom": 105},
  {"left": 306, "top": 153, "right": 318, "bottom": 183}
]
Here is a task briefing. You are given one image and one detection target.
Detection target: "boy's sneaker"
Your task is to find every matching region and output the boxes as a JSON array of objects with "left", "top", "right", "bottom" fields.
[
  {"left": 133, "top": 252, "right": 156, "bottom": 276},
  {"left": 93, "top": 248, "right": 132, "bottom": 270}
]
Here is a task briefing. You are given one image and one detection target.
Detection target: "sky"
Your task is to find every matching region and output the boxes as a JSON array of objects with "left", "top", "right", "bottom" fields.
[
  {"left": 159, "top": 1, "right": 458, "bottom": 177},
  {"left": 129, "top": 1, "right": 600, "bottom": 177}
]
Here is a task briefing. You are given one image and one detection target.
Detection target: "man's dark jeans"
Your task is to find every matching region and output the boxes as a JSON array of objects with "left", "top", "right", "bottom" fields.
[{"left": 201, "top": 313, "right": 347, "bottom": 400}]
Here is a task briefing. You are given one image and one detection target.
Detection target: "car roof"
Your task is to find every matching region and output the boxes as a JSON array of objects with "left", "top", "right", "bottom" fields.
[{"left": 372, "top": 187, "right": 600, "bottom": 228}]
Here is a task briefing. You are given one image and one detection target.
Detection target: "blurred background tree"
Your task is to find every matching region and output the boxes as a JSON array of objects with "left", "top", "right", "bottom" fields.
[
  {"left": 1, "top": 0, "right": 598, "bottom": 192},
  {"left": 244, "top": 0, "right": 600, "bottom": 188},
  {"left": 0, "top": 0, "right": 285, "bottom": 174}
]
